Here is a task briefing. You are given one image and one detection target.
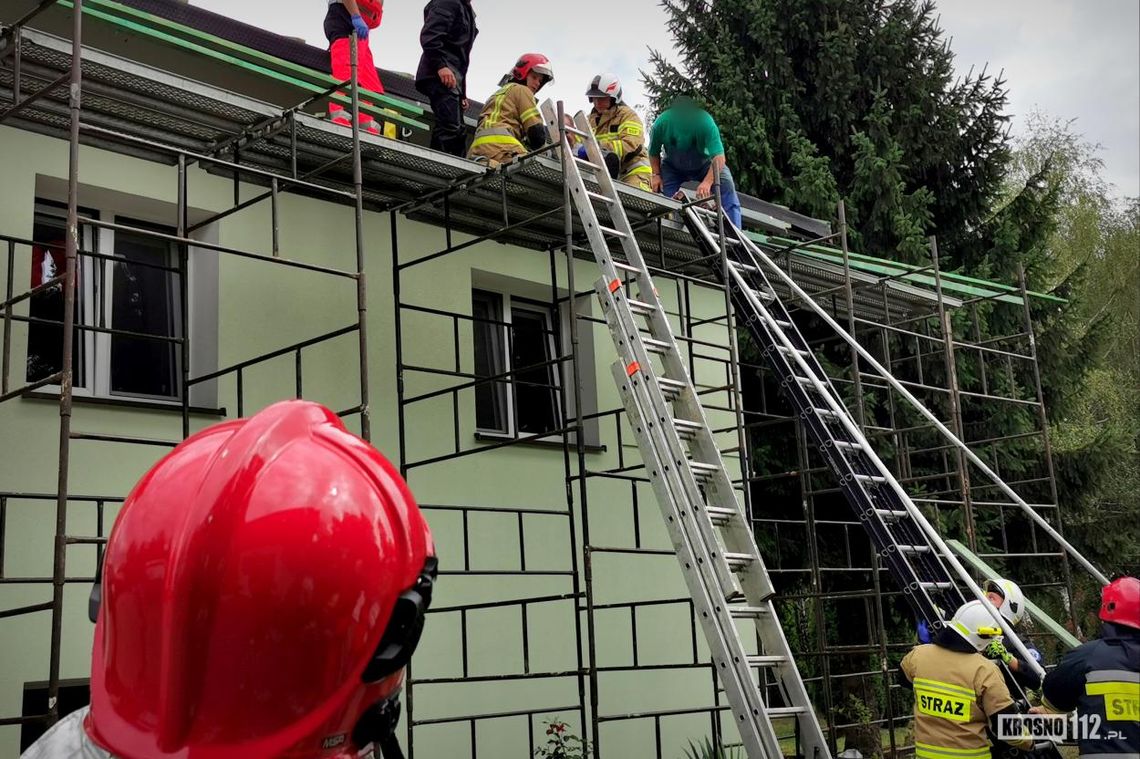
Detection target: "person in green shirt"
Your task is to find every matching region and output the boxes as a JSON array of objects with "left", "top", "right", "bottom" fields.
[{"left": 649, "top": 95, "right": 742, "bottom": 227}]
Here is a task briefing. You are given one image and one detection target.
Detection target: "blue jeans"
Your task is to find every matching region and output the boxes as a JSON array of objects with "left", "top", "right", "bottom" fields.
[{"left": 661, "top": 154, "right": 743, "bottom": 228}]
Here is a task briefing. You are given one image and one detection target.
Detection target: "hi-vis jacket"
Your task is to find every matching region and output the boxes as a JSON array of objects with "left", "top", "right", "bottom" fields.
[
  {"left": 468, "top": 83, "right": 542, "bottom": 166},
  {"left": 1042, "top": 622, "right": 1139, "bottom": 757},
  {"left": 900, "top": 643, "right": 1018, "bottom": 759},
  {"left": 588, "top": 103, "right": 651, "bottom": 191}
]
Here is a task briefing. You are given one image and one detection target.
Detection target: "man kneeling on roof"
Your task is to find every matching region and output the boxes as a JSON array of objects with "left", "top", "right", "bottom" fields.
[{"left": 468, "top": 54, "right": 554, "bottom": 168}]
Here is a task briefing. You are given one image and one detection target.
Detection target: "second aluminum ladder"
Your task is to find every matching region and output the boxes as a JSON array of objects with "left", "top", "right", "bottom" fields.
[
  {"left": 542, "top": 101, "right": 830, "bottom": 759},
  {"left": 683, "top": 205, "right": 1066, "bottom": 683}
]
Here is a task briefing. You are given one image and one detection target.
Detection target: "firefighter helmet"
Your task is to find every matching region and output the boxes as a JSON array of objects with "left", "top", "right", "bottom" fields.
[
  {"left": 586, "top": 73, "right": 623, "bottom": 103},
  {"left": 508, "top": 53, "right": 554, "bottom": 89},
  {"left": 1100, "top": 576, "right": 1140, "bottom": 630},
  {"left": 984, "top": 577, "right": 1027, "bottom": 626},
  {"left": 85, "top": 401, "right": 436, "bottom": 759},
  {"left": 949, "top": 600, "right": 1006, "bottom": 652}
]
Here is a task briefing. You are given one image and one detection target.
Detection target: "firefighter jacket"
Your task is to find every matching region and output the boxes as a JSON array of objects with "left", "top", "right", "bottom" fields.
[
  {"left": 901, "top": 641, "right": 1022, "bottom": 759},
  {"left": 21, "top": 707, "right": 113, "bottom": 758},
  {"left": 468, "top": 83, "right": 542, "bottom": 166},
  {"left": 1041, "top": 622, "right": 1139, "bottom": 757},
  {"left": 588, "top": 104, "right": 651, "bottom": 190}
]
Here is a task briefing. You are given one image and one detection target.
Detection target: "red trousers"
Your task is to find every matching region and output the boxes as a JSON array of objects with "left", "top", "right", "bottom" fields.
[{"left": 329, "top": 36, "right": 384, "bottom": 126}]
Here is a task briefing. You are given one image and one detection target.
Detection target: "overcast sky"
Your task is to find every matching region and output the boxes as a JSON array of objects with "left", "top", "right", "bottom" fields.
[{"left": 193, "top": 0, "right": 1139, "bottom": 197}]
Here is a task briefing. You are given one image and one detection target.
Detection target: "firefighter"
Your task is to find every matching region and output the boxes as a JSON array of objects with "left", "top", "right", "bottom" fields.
[
  {"left": 577, "top": 74, "right": 652, "bottom": 191},
  {"left": 325, "top": 0, "right": 387, "bottom": 136},
  {"left": 976, "top": 578, "right": 1045, "bottom": 692},
  {"left": 900, "top": 600, "right": 1033, "bottom": 759},
  {"left": 1035, "top": 576, "right": 1139, "bottom": 757},
  {"left": 468, "top": 54, "right": 554, "bottom": 168},
  {"left": 22, "top": 401, "right": 437, "bottom": 759}
]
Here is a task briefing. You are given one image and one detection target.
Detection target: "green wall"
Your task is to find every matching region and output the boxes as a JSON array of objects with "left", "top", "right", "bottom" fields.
[{"left": 0, "top": 124, "right": 748, "bottom": 758}]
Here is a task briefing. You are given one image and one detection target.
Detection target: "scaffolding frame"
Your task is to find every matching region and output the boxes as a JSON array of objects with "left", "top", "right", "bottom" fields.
[
  {"left": 0, "top": 6, "right": 1084, "bottom": 757},
  {"left": 0, "top": 2, "right": 374, "bottom": 743}
]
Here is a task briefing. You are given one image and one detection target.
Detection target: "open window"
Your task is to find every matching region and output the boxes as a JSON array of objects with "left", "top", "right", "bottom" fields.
[
  {"left": 26, "top": 202, "right": 181, "bottom": 401},
  {"left": 472, "top": 289, "right": 562, "bottom": 438}
]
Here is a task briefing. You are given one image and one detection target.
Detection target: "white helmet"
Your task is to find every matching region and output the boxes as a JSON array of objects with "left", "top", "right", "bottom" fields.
[
  {"left": 984, "top": 578, "right": 1026, "bottom": 626},
  {"left": 586, "top": 73, "right": 623, "bottom": 103},
  {"left": 949, "top": 600, "right": 1005, "bottom": 652}
]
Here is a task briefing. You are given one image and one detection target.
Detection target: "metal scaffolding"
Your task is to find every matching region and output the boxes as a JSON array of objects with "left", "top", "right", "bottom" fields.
[
  {"left": 0, "top": 1, "right": 373, "bottom": 745},
  {"left": 0, "top": 5, "right": 1088, "bottom": 758}
]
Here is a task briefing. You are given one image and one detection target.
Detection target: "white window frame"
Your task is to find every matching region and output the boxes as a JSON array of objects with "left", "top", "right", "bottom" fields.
[
  {"left": 473, "top": 289, "right": 563, "bottom": 439},
  {"left": 31, "top": 202, "right": 184, "bottom": 404}
]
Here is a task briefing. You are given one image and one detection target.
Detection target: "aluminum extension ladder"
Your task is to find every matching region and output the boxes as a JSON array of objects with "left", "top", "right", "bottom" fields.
[
  {"left": 682, "top": 207, "right": 1048, "bottom": 681},
  {"left": 541, "top": 101, "right": 830, "bottom": 759}
]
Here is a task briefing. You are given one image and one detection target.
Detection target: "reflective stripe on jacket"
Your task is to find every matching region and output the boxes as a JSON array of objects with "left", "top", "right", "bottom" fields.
[
  {"left": 900, "top": 644, "right": 1016, "bottom": 759},
  {"left": 468, "top": 83, "right": 542, "bottom": 161},
  {"left": 589, "top": 103, "right": 648, "bottom": 173},
  {"left": 1042, "top": 623, "right": 1140, "bottom": 757}
]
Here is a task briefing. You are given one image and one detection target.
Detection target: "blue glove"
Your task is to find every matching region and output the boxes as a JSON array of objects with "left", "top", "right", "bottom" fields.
[
  {"left": 576, "top": 144, "right": 589, "bottom": 159},
  {"left": 351, "top": 14, "right": 370, "bottom": 39}
]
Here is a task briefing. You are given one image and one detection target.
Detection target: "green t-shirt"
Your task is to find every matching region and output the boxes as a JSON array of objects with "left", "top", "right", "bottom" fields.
[{"left": 648, "top": 107, "right": 725, "bottom": 159}]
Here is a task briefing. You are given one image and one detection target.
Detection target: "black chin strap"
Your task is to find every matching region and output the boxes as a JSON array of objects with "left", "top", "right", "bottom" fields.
[{"left": 377, "top": 731, "right": 405, "bottom": 759}]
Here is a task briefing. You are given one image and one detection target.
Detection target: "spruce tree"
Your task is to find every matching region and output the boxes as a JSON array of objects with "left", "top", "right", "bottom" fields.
[{"left": 645, "top": 0, "right": 1011, "bottom": 267}]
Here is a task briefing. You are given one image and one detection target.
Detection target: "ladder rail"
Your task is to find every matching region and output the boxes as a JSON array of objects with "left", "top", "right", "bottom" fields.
[
  {"left": 738, "top": 224, "right": 1109, "bottom": 588},
  {"left": 545, "top": 100, "right": 832, "bottom": 759},
  {"left": 689, "top": 217, "right": 965, "bottom": 624},
  {"left": 609, "top": 360, "right": 786, "bottom": 759},
  {"left": 696, "top": 212, "right": 1051, "bottom": 680}
]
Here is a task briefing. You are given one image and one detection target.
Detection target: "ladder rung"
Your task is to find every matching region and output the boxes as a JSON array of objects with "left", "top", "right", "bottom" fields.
[
  {"left": 767, "top": 706, "right": 807, "bottom": 717},
  {"left": 707, "top": 506, "right": 739, "bottom": 525},
  {"left": 875, "top": 508, "right": 910, "bottom": 521},
  {"left": 746, "top": 655, "right": 788, "bottom": 667},
  {"left": 658, "top": 378, "right": 685, "bottom": 399},
  {"left": 898, "top": 545, "right": 932, "bottom": 554},
  {"left": 613, "top": 261, "right": 639, "bottom": 273},
  {"left": 777, "top": 346, "right": 810, "bottom": 358},
  {"left": 689, "top": 461, "right": 719, "bottom": 480},
  {"left": 812, "top": 407, "right": 839, "bottom": 418},
  {"left": 747, "top": 287, "right": 775, "bottom": 303},
  {"left": 628, "top": 299, "right": 657, "bottom": 316},
  {"left": 586, "top": 189, "right": 616, "bottom": 205},
  {"left": 833, "top": 440, "right": 863, "bottom": 450},
  {"left": 729, "top": 260, "right": 759, "bottom": 273},
  {"left": 793, "top": 374, "right": 820, "bottom": 387},
  {"left": 771, "top": 319, "right": 793, "bottom": 329},
  {"left": 724, "top": 552, "right": 754, "bottom": 570},
  {"left": 853, "top": 473, "right": 888, "bottom": 484},
  {"left": 564, "top": 125, "right": 590, "bottom": 138},
  {"left": 674, "top": 419, "right": 702, "bottom": 439},
  {"left": 728, "top": 605, "right": 769, "bottom": 619},
  {"left": 643, "top": 337, "right": 670, "bottom": 354},
  {"left": 573, "top": 155, "right": 599, "bottom": 170},
  {"left": 598, "top": 224, "right": 628, "bottom": 239},
  {"left": 921, "top": 581, "right": 955, "bottom": 590}
]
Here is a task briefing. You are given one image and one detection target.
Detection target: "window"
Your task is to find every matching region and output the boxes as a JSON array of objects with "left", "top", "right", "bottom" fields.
[
  {"left": 473, "top": 289, "right": 562, "bottom": 437},
  {"left": 26, "top": 203, "right": 181, "bottom": 400}
]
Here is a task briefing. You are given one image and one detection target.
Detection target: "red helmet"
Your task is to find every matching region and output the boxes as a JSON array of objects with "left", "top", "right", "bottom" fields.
[
  {"left": 508, "top": 53, "right": 554, "bottom": 88},
  {"left": 86, "top": 401, "right": 435, "bottom": 758},
  {"left": 1100, "top": 576, "right": 1140, "bottom": 629}
]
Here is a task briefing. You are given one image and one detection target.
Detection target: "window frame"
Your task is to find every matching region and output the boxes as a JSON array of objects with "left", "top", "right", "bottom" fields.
[
  {"left": 472, "top": 288, "right": 563, "bottom": 440},
  {"left": 28, "top": 202, "right": 184, "bottom": 404}
]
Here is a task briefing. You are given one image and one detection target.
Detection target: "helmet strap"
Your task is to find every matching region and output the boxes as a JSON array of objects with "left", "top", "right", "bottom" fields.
[
  {"left": 352, "top": 695, "right": 404, "bottom": 759},
  {"left": 362, "top": 556, "right": 439, "bottom": 682}
]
